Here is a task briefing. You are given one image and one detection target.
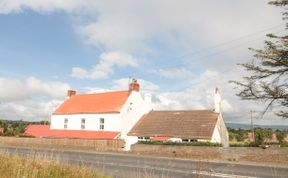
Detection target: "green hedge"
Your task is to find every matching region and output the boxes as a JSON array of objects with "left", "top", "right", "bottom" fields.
[{"left": 230, "top": 142, "right": 288, "bottom": 147}]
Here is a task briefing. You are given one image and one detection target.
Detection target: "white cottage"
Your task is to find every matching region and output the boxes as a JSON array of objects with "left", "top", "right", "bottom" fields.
[
  {"left": 25, "top": 80, "right": 229, "bottom": 149},
  {"left": 128, "top": 88, "right": 229, "bottom": 147},
  {"left": 50, "top": 79, "right": 151, "bottom": 150}
]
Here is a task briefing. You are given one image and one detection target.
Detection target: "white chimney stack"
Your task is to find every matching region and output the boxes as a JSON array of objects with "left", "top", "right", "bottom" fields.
[{"left": 214, "top": 88, "right": 222, "bottom": 113}]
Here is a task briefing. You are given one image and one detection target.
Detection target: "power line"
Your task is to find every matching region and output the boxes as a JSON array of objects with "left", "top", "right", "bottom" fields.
[{"left": 157, "top": 24, "right": 285, "bottom": 69}]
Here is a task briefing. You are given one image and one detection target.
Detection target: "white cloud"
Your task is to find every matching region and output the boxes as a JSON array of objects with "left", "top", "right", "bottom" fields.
[
  {"left": 0, "top": 0, "right": 282, "bottom": 53},
  {"left": 0, "top": 0, "right": 83, "bottom": 14},
  {"left": 0, "top": 78, "right": 27, "bottom": 100},
  {"left": 80, "top": 87, "right": 110, "bottom": 94},
  {"left": 25, "top": 77, "right": 71, "bottom": 99},
  {"left": 150, "top": 67, "right": 286, "bottom": 124},
  {"left": 0, "top": 0, "right": 286, "bottom": 125},
  {"left": 71, "top": 51, "right": 138, "bottom": 79},
  {"left": 158, "top": 68, "right": 194, "bottom": 79},
  {"left": 0, "top": 100, "right": 62, "bottom": 121},
  {"left": 0, "top": 76, "right": 70, "bottom": 120},
  {"left": 112, "top": 78, "right": 160, "bottom": 92},
  {"left": 70, "top": 67, "right": 88, "bottom": 79}
]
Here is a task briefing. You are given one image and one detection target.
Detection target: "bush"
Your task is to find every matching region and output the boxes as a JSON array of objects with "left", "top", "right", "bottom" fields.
[
  {"left": 229, "top": 142, "right": 253, "bottom": 147},
  {"left": 276, "top": 131, "right": 286, "bottom": 143},
  {"left": 254, "top": 128, "right": 273, "bottom": 146},
  {"left": 280, "top": 142, "right": 288, "bottom": 147}
]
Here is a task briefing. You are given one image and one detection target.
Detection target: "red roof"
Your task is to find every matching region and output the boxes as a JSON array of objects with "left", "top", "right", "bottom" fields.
[
  {"left": 53, "top": 91, "right": 130, "bottom": 115},
  {"left": 24, "top": 125, "right": 120, "bottom": 139},
  {"left": 151, "top": 136, "right": 172, "bottom": 141}
]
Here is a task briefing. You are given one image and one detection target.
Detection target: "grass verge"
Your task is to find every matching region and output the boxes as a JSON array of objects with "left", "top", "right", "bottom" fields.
[{"left": 0, "top": 153, "right": 108, "bottom": 178}]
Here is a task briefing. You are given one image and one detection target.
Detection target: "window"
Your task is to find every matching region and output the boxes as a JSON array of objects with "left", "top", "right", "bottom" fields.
[
  {"left": 138, "top": 137, "right": 150, "bottom": 141},
  {"left": 64, "top": 118, "right": 68, "bottom": 129},
  {"left": 99, "top": 118, "right": 104, "bottom": 130},
  {"left": 126, "top": 102, "right": 133, "bottom": 112},
  {"left": 182, "top": 139, "right": 197, "bottom": 143},
  {"left": 81, "top": 118, "right": 85, "bottom": 130}
]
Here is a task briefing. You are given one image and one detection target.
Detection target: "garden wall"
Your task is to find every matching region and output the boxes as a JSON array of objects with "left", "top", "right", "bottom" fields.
[{"left": 0, "top": 137, "right": 125, "bottom": 151}]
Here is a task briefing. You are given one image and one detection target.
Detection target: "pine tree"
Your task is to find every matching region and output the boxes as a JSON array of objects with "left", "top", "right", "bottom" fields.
[{"left": 231, "top": 1, "right": 288, "bottom": 118}]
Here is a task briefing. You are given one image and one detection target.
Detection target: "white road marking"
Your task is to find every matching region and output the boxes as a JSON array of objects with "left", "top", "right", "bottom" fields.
[
  {"left": 74, "top": 159, "right": 261, "bottom": 178},
  {"left": 0, "top": 148, "right": 264, "bottom": 178}
]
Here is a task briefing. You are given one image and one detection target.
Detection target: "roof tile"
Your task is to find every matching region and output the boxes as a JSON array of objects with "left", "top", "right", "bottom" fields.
[
  {"left": 24, "top": 125, "right": 120, "bottom": 139},
  {"left": 53, "top": 91, "right": 130, "bottom": 115},
  {"left": 128, "top": 110, "right": 219, "bottom": 139}
]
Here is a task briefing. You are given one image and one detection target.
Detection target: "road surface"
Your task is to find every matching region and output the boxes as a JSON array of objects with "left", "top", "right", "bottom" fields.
[{"left": 0, "top": 147, "right": 287, "bottom": 178}]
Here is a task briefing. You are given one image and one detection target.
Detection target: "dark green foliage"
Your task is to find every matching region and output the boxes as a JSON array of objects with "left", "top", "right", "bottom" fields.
[
  {"left": 0, "top": 120, "right": 49, "bottom": 137},
  {"left": 236, "top": 129, "right": 247, "bottom": 142},
  {"left": 280, "top": 142, "right": 288, "bottom": 147},
  {"left": 254, "top": 128, "right": 273, "bottom": 145},
  {"left": 228, "top": 128, "right": 248, "bottom": 142},
  {"left": 230, "top": 1, "right": 288, "bottom": 118},
  {"left": 269, "top": 0, "right": 288, "bottom": 6},
  {"left": 228, "top": 127, "right": 288, "bottom": 147},
  {"left": 228, "top": 132, "right": 236, "bottom": 141},
  {"left": 276, "top": 130, "right": 286, "bottom": 143},
  {"left": 229, "top": 142, "right": 254, "bottom": 147}
]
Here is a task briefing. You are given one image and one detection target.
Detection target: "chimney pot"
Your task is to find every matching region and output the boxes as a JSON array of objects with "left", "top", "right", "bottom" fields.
[
  {"left": 129, "top": 79, "right": 140, "bottom": 92},
  {"left": 67, "top": 90, "right": 76, "bottom": 98}
]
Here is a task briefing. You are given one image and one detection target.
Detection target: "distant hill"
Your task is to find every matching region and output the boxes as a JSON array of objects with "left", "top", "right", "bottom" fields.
[{"left": 226, "top": 123, "right": 288, "bottom": 131}]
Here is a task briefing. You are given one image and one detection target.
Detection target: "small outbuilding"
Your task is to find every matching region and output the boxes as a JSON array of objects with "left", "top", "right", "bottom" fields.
[{"left": 128, "top": 110, "right": 229, "bottom": 147}]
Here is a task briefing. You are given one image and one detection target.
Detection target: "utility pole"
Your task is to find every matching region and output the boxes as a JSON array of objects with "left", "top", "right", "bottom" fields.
[{"left": 250, "top": 110, "right": 255, "bottom": 142}]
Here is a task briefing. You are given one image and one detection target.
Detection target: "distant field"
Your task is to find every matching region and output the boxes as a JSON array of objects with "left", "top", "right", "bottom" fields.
[{"left": 0, "top": 153, "right": 108, "bottom": 178}]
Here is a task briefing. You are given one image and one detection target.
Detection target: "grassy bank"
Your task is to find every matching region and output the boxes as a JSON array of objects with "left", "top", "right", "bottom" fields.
[{"left": 0, "top": 153, "right": 108, "bottom": 178}]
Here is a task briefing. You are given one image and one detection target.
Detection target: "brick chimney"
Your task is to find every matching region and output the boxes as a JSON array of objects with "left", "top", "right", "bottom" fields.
[
  {"left": 67, "top": 90, "right": 76, "bottom": 99},
  {"left": 129, "top": 79, "right": 140, "bottom": 92}
]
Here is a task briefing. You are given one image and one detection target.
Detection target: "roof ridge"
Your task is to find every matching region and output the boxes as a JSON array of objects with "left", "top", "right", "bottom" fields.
[
  {"left": 151, "top": 109, "right": 214, "bottom": 112},
  {"left": 75, "top": 90, "right": 129, "bottom": 96},
  {"left": 53, "top": 90, "right": 131, "bottom": 115}
]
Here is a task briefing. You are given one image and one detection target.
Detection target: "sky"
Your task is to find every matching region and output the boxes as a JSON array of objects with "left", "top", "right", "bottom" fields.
[{"left": 0, "top": 0, "right": 287, "bottom": 125}]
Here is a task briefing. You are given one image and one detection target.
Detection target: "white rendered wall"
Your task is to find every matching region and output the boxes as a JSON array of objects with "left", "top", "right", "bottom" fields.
[
  {"left": 120, "top": 91, "right": 152, "bottom": 150},
  {"left": 50, "top": 113, "right": 122, "bottom": 132},
  {"left": 211, "top": 114, "right": 229, "bottom": 147},
  {"left": 50, "top": 91, "right": 152, "bottom": 150},
  {"left": 211, "top": 121, "right": 221, "bottom": 143}
]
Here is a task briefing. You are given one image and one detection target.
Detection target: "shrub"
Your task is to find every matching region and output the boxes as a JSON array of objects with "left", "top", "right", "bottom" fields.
[
  {"left": 276, "top": 131, "right": 286, "bottom": 143},
  {"left": 229, "top": 142, "right": 253, "bottom": 147}
]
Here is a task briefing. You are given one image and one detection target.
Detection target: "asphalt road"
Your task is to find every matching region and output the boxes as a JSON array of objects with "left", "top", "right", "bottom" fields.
[{"left": 0, "top": 147, "right": 287, "bottom": 178}]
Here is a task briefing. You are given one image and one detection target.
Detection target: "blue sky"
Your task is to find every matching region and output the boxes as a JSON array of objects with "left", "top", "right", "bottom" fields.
[{"left": 0, "top": 0, "right": 287, "bottom": 125}]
